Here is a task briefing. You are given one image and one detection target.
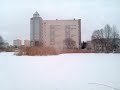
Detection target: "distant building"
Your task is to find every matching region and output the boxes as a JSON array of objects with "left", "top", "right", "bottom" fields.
[
  {"left": 24, "top": 40, "right": 30, "bottom": 47},
  {"left": 13, "top": 39, "right": 22, "bottom": 48},
  {"left": 30, "top": 11, "right": 81, "bottom": 50},
  {"left": 86, "top": 41, "right": 93, "bottom": 50}
]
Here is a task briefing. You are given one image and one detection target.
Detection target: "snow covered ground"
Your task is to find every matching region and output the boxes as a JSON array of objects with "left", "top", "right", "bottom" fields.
[{"left": 0, "top": 52, "right": 120, "bottom": 90}]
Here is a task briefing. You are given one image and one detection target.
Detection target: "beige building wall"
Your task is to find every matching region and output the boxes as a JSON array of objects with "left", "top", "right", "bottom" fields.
[
  {"left": 24, "top": 40, "right": 30, "bottom": 47},
  {"left": 42, "top": 19, "right": 81, "bottom": 50}
]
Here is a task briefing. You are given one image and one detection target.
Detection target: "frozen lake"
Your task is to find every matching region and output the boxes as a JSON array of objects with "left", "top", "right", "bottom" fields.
[{"left": 0, "top": 52, "right": 120, "bottom": 90}]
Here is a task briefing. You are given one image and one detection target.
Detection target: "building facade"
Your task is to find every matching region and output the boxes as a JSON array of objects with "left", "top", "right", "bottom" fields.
[
  {"left": 13, "top": 39, "right": 22, "bottom": 48},
  {"left": 24, "top": 40, "right": 30, "bottom": 47},
  {"left": 30, "top": 12, "right": 81, "bottom": 50}
]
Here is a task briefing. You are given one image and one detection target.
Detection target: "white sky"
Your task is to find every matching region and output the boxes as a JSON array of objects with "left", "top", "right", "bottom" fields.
[{"left": 0, "top": 0, "right": 120, "bottom": 45}]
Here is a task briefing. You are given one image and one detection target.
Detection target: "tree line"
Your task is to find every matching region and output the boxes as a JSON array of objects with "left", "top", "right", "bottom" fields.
[{"left": 92, "top": 24, "right": 120, "bottom": 53}]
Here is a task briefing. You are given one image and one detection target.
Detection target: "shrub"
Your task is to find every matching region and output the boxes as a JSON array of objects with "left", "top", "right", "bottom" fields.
[{"left": 18, "top": 47, "right": 58, "bottom": 56}]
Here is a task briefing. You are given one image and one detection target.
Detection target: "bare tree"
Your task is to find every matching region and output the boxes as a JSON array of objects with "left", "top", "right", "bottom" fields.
[
  {"left": 104, "top": 24, "right": 112, "bottom": 39},
  {"left": 104, "top": 24, "right": 113, "bottom": 52},
  {"left": 111, "top": 25, "right": 120, "bottom": 52},
  {"left": 92, "top": 24, "right": 120, "bottom": 53},
  {"left": 64, "top": 38, "right": 76, "bottom": 49},
  {"left": 92, "top": 29, "right": 105, "bottom": 52}
]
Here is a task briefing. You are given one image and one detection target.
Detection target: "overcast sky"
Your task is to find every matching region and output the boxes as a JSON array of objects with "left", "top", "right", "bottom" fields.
[{"left": 0, "top": 0, "right": 120, "bottom": 45}]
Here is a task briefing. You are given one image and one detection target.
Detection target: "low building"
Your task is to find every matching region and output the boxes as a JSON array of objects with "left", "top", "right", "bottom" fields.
[
  {"left": 13, "top": 39, "right": 22, "bottom": 48},
  {"left": 86, "top": 41, "right": 93, "bottom": 50}
]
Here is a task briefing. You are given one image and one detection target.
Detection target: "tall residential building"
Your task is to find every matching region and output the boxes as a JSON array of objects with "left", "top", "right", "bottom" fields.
[
  {"left": 24, "top": 40, "right": 30, "bottom": 47},
  {"left": 30, "top": 11, "right": 81, "bottom": 50},
  {"left": 13, "top": 39, "right": 22, "bottom": 48}
]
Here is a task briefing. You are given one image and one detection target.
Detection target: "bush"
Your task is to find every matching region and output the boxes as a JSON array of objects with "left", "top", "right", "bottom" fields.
[
  {"left": 18, "top": 47, "right": 58, "bottom": 56},
  {"left": 17, "top": 46, "right": 97, "bottom": 56}
]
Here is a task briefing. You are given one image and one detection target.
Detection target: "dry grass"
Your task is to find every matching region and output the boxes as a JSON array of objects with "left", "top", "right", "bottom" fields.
[
  {"left": 17, "top": 47, "right": 96, "bottom": 56},
  {"left": 18, "top": 47, "right": 58, "bottom": 56}
]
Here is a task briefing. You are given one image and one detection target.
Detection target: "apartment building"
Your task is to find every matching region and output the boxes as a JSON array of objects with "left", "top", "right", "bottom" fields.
[{"left": 30, "top": 11, "right": 81, "bottom": 50}]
